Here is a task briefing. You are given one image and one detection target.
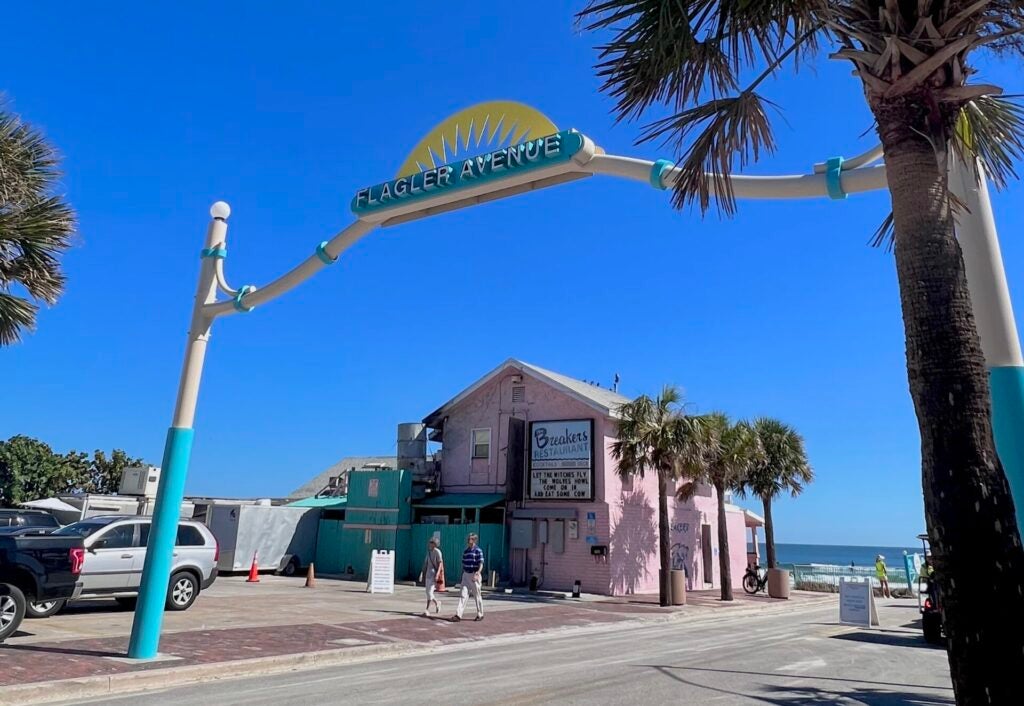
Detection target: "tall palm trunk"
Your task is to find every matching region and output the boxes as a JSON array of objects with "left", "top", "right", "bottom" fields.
[
  {"left": 761, "top": 496, "right": 776, "bottom": 570},
  {"left": 877, "top": 105, "right": 1024, "bottom": 704},
  {"left": 657, "top": 472, "right": 671, "bottom": 606},
  {"left": 714, "top": 480, "right": 733, "bottom": 601}
]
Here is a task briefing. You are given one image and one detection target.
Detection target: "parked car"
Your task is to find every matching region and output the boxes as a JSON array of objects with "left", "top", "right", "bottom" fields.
[
  {"left": 0, "top": 531, "right": 84, "bottom": 641},
  {"left": 0, "top": 509, "right": 61, "bottom": 531},
  {"left": 27, "top": 516, "right": 218, "bottom": 618}
]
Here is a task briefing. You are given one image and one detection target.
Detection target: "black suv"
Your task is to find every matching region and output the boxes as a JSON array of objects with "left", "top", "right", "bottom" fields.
[{"left": 0, "top": 509, "right": 61, "bottom": 531}]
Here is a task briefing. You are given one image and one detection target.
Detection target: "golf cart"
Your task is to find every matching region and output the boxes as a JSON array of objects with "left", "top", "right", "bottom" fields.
[{"left": 917, "top": 533, "right": 944, "bottom": 645}]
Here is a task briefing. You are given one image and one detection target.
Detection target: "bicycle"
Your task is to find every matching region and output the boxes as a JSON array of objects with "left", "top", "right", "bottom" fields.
[{"left": 743, "top": 564, "right": 768, "bottom": 595}]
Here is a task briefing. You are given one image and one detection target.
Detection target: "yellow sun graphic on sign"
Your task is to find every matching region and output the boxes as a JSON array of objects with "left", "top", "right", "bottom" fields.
[{"left": 396, "top": 101, "right": 559, "bottom": 178}]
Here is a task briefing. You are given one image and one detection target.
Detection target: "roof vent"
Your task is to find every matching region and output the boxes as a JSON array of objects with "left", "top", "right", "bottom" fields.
[{"left": 512, "top": 385, "right": 525, "bottom": 403}]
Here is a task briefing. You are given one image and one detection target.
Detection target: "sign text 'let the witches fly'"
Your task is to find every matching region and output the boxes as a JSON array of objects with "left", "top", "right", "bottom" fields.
[{"left": 351, "top": 130, "right": 584, "bottom": 215}]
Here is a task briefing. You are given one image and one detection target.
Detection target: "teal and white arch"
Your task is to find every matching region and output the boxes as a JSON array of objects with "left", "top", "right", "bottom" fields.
[{"left": 127, "top": 101, "right": 1024, "bottom": 659}]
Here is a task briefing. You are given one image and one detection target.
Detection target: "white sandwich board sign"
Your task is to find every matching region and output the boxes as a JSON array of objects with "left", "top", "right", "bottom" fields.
[
  {"left": 839, "top": 577, "right": 879, "bottom": 627},
  {"left": 368, "top": 549, "right": 395, "bottom": 594}
]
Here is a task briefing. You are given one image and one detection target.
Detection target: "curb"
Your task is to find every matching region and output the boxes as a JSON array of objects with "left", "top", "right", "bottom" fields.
[
  {"left": 0, "top": 641, "right": 418, "bottom": 706},
  {"left": 1, "top": 593, "right": 838, "bottom": 705}
]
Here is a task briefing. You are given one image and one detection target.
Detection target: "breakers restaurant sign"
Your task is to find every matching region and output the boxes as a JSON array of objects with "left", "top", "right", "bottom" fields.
[
  {"left": 528, "top": 419, "right": 594, "bottom": 501},
  {"left": 351, "top": 129, "right": 585, "bottom": 216}
]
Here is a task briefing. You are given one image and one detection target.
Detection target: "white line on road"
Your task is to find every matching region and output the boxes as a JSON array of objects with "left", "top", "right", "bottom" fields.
[{"left": 775, "top": 658, "right": 827, "bottom": 672}]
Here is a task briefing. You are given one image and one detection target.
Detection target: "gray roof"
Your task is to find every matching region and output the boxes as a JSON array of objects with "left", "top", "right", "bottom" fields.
[
  {"left": 424, "top": 358, "right": 631, "bottom": 425},
  {"left": 288, "top": 456, "right": 397, "bottom": 499}
]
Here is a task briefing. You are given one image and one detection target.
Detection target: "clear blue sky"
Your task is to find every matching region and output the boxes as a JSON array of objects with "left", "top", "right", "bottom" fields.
[{"left": 4, "top": 2, "right": 1022, "bottom": 546}]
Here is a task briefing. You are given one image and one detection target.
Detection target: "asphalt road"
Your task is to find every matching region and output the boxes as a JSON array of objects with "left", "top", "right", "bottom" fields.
[{"left": 73, "top": 602, "right": 953, "bottom": 705}]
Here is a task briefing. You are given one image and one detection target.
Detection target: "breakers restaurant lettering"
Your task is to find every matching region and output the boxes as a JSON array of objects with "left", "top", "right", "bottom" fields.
[{"left": 352, "top": 130, "right": 583, "bottom": 215}]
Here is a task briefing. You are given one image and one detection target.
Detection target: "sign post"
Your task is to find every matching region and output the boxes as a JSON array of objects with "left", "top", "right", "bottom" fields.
[{"left": 129, "top": 99, "right": 1020, "bottom": 658}]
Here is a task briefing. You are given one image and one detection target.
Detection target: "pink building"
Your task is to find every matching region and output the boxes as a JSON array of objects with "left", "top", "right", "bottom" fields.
[{"left": 423, "top": 359, "right": 761, "bottom": 596}]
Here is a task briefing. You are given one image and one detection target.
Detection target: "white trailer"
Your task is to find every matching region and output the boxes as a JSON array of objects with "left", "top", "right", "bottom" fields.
[
  {"left": 205, "top": 503, "right": 319, "bottom": 575},
  {"left": 55, "top": 494, "right": 194, "bottom": 523}
]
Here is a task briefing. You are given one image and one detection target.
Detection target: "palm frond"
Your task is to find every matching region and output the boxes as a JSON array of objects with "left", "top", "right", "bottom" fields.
[
  {"left": 0, "top": 111, "right": 63, "bottom": 205},
  {"left": 953, "top": 94, "right": 1024, "bottom": 189},
  {"left": 0, "top": 292, "right": 36, "bottom": 345},
  {"left": 578, "top": 1, "right": 827, "bottom": 119},
  {"left": 870, "top": 211, "right": 896, "bottom": 250},
  {"left": 0, "top": 107, "right": 76, "bottom": 344},
  {"left": 642, "top": 92, "right": 777, "bottom": 215},
  {"left": 747, "top": 417, "right": 813, "bottom": 500}
]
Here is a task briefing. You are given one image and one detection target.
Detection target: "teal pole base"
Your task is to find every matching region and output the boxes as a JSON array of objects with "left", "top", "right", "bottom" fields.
[
  {"left": 127, "top": 427, "right": 194, "bottom": 659},
  {"left": 991, "top": 366, "right": 1024, "bottom": 536}
]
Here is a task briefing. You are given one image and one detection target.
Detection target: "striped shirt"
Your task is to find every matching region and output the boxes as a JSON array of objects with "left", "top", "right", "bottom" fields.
[{"left": 462, "top": 545, "right": 484, "bottom": 574}]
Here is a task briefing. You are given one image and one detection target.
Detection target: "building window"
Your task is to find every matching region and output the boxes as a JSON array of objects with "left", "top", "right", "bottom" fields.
[
  {"left": 471, "top": 428, "right": 491, "bottom": 460},
  {"left": 512, "top": 385, "right": 525, "bottom": 403}
]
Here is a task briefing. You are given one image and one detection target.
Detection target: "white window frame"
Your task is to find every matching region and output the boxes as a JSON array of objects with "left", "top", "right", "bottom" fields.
[{"left": 471, "top": 428, "right": 491, "bottom": 460}]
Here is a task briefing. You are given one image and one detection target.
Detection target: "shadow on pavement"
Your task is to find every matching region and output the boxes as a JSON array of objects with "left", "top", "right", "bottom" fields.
[
  {"left": 831, "top": 630, "right": 944, "bottom": 650},
  {"left": 61, "top": 601, "right": 131, "bottom": 615},
  {"left": 0, "top": 643, "right": 124, "bottom": 659},
  {"left": 644, "top": 665, "right": 952, "bottom": 705}
]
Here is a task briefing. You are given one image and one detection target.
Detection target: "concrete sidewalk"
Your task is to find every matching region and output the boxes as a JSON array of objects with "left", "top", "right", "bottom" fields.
[{"left": 0, "top": 576, "right": 836, "bottom": 705}]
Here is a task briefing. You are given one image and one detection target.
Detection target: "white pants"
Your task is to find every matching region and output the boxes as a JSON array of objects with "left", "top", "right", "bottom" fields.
[
  {"left": 425, "top": 570, "right": 438, "bottom": 605},
  {"left": 456, "top": 572, "right": 483, "bottom": 618}
]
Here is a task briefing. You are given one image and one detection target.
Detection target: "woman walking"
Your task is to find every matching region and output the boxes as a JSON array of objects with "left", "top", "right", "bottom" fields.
[{"left": 420, "top": 538, "right": 444, "bottom": 616}]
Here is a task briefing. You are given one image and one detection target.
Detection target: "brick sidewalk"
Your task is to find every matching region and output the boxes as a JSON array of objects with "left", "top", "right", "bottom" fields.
[
  {"left": 0, "top": 587, "right": 832, "bottom": 703},
  {"left": 0, "top": 603, "right": 652, "bottom": 688}
]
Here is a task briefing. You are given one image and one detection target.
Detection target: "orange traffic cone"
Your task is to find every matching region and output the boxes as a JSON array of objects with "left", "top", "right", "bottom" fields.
[
  {"left": 246, "top": 551, "right": 260, "bottom": 583},
  {"left": 436, "top": 568, "right": 447, "bottom": 593},
  {"left": 305, "top": 563, "right": 316, "bottom": 588}
]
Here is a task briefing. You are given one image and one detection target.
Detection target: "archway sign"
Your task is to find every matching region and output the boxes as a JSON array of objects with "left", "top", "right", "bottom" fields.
[{"left": 127, "top": 101, "right": 1024, "bottom": 659}]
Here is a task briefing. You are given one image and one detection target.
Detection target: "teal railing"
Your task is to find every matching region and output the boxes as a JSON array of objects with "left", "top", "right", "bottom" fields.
[{"left": 782, "top": 563, "right": 912, "bottom": 592}]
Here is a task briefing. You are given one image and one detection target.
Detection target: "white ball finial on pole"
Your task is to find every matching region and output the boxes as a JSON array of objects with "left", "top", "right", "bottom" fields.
[{"left": 210, "top": 201, "right": 231, "bottom": 220}]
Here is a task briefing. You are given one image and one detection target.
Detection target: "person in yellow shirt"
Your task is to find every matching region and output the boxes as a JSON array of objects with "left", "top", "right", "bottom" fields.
[{"left": 875, "top": 554, "right": 891, "bottom": 598}]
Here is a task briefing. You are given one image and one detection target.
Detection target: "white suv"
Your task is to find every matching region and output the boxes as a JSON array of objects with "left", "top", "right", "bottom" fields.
[{"left": 27, "top": 516, "right": 218, "bottom": 618}]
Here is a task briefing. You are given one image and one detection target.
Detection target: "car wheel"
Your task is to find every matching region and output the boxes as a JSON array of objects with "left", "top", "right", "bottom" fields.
[
  {"left": 922, "top": 611, "right": 944, "bottom": 645},
  {"left": 166, "top": 572, "right": 199, "bottom": 611},
  {"left": 281, "top": 557, "right": 299, "bottom": 577},
  {"left": 115, "top": 597, "right": 138, "bottom": 610},
  {"left": 0, "top": 584, "right": 27, "bottom": 642},
  {"left": 25, "top": 599, "right": 65, "bottom": 619}
]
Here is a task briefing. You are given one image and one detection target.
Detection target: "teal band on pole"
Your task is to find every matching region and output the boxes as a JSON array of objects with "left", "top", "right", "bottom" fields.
[
  {"left": 127, "top": 426, "right": 195, "bottom": 659},
  {"left": 825, "top": 157, "right": 847, "bottom": 200},
  {"left": 990, "top": 366, "right": 1024, "bottom": 535},
  {"left": 650, "top": 160, "right": 674, "bottom": 190},
  {"left": 315, "top": 241, "right": 336, "bottom": 265},
  {"left": 233, "top": 285, "right": 255, "bottom": 313},
  {"left": 200, "top": 247, "right": 227, "bottom": 259}
]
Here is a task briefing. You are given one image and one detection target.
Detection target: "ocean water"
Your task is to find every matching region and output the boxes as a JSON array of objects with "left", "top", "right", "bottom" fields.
[{"left": 748, "top": 542, "right": 923, "bottom": 568}]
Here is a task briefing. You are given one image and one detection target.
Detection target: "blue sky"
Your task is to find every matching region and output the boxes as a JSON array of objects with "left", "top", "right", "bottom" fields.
[{"left": 4, "top": 2, "right": 1022, "bottom": 546}]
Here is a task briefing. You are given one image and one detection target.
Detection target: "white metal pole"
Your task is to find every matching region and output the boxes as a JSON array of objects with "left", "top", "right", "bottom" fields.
[
  {"left": 127, "top": 202, "right": 229, "bottom": 659},
  {"left": 949, "top": 160, "right": 1024, "bottom": 532}
]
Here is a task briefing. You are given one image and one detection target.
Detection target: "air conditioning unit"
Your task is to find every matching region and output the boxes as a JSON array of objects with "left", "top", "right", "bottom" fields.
[{"left": 120, "top": 466, "right": 161, "bottom": 497}]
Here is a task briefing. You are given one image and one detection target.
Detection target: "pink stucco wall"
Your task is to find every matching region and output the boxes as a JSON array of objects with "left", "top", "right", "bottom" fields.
[{"left": 435, "top": 363, "right": 749, "bottom": 596}]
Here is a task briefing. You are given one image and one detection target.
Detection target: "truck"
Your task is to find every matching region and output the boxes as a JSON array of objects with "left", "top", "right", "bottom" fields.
[{"left": 0, "top": 530, "right": 85, "bottom": 641}]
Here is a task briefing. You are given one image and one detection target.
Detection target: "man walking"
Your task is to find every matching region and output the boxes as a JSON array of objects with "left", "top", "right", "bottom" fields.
[{"left": 453, "top": 533, "right": 484, "bottom": 622}]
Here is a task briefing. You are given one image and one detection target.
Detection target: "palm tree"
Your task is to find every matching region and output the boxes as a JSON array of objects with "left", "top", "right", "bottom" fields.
[
  {"left": 745, "top": 418, "right": 814, "bottom": 570},
  {"left": 0, "top": 107, "right": 76, "bottom": 345},
  {"left": 679, "top": 413, "right": 762, "bottom": 601},
  {"left": 578, "top": 3, "right": 1024, "bottom": 699},
  {"left": 613, "top": 386, "right": 709, "bottom": 606}
]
